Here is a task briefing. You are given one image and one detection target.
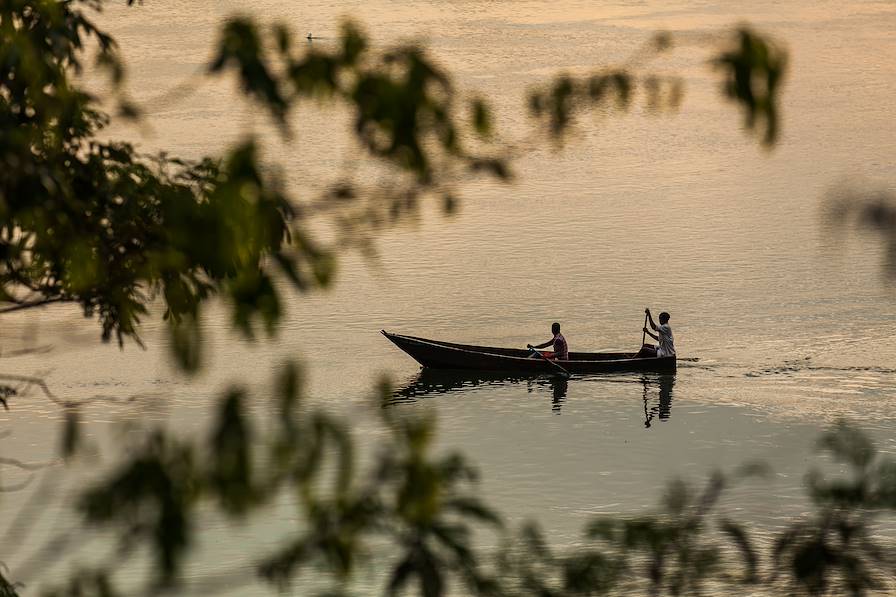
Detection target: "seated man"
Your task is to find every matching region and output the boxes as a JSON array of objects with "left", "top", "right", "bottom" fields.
[
  {"left": 528, "top": 322, "right": 569, "bottom": 360},
  {"left": 643, "top": 308, "right": 675, "bottom": 357}
]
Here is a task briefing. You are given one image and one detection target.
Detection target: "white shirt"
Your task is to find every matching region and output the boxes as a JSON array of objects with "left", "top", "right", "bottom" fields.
[{"left": 656, "top": 323, "right": 675, "bottom": 357}]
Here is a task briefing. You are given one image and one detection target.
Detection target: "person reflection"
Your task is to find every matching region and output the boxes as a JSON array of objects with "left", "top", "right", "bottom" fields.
[
  {"left": 551, "top": 376, "right": 568, "bottom": 414},
  {"left": 389, "top": 370, "right": 570, "bottom": 414},
  {"left": 642, "top": 374, "right": 675, "bottom": 428}
]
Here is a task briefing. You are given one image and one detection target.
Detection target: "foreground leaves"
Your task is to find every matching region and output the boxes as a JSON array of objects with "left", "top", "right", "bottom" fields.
[
  {"left": 19, "top": 367, "right": 891, "bottom": 597},
  {"left": 50, "top": 370, "right": 499, "bottom": 595}
]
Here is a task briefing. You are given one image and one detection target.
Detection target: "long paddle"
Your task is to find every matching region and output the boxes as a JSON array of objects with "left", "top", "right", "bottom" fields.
[
  {"left": 642, "top": 311, "right": 649, "bottom": 346},
  {"left": 528, "top": 346, "right": 571, "bottom": 378},
  {"left": 637, "top": 311, "right": 653, "bottom": 358}
]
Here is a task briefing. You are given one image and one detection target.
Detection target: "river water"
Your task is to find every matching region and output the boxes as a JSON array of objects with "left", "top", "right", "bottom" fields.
[{"left": 1, "top": 0, "right": 895, "bottom": 593}]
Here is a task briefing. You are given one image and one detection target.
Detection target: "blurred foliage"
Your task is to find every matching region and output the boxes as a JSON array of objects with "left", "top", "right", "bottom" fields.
[
  {"left": 491, "top": 465, "right": 768, "bottom": 596},
  {"left": 208, "top": 19, "right": 510, "bottom": 186},
  {"left": 12, "top": 369, "right": 895, "bottom": 596},
  {"left": 0, "top": 572, "right": 19, "bottom": 597},
  {"left": 826, "top": 188, "right": 896, "bottom": 280},
  {"left": 0, "top": 385, "right": 14, "bottom": 411},
  {"left": 35, "top": 369, "right": 500, "bottom": 596},
  {"left": 528, "top": 27, "right": 786, "bottom": 148},
  {"left": 768, "top": 422, "right": 896, "bottom": 596},
  {"left": 207, "top": 18, "right": 513, "bottom": 254},
  {"left": 713, "top": 28, "right": 787, "bottom": 147},
  {"left": 39, "top": 569, "right": 119, "bottom": 597}
]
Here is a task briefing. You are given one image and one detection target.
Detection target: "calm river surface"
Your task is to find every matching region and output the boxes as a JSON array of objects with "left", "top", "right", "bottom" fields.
[{"left": 2, "top": 0, "right": 896, "bottom": 593}]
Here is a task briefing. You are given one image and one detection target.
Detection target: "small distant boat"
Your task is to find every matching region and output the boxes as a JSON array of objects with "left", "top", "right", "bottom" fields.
[{"left": 382, "top": 331, "right": 676, "bottom": 374}]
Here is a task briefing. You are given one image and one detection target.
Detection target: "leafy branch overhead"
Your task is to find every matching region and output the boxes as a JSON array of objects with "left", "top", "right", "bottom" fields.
[
  {"left": 528, "top": 27, "right": 787, "bottom": 147},
  {"left": 713, "top": 28, "right": 787, "bottom": 147},
  {"left": 0, "top": 1, "right": 332, "bottom": 371},
  {"left": 209, "top": 20, "right": 510, "bottom": 185},
  {"left": 0, "top": 4, "right": 511, "bottom": 373}
]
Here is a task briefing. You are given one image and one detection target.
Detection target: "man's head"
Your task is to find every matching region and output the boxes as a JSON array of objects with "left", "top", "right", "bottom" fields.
[
  {"left": 551, "top": 322, "right": 561, "bottom": 335},
  {"left": 659, "top": 312, "right": 670, "bottom": 325}
]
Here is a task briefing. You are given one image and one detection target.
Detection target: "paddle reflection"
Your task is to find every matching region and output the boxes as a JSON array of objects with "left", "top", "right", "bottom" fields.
[
  {"left": 642, "top": 374, "right": 676, "bottom": 428},
  {"left": 390, "top": 369, "right": 569, "bottom": 413}
]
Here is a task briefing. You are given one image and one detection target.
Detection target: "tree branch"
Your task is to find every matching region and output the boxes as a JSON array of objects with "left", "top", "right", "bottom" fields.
[
  {"left": 0, "top": 374, "right": 150, "bottom": 409},
  {"left": 0, "top": 471, "right": 63, "bottom": 551},
  {"left": 0, "top": 457, "right": 52, "bottom": 472},
  {"left": 0, "top": 475, "right": 35, "bottom": 493},
  {"left": 0, "top": 298, "right": 67, "bottom": 314}
]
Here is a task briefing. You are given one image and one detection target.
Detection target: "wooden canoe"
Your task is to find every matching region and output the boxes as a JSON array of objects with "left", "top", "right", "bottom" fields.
[{"left": 382, "top": 331, "right": 676, "bottom": 374}]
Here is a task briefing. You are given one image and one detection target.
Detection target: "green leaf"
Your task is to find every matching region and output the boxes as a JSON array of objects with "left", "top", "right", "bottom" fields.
[
  {"left": 340, "top": 21, "right": 368, "bottom": 66},
  {"left": 79, "top": 432, "right": 197, "bottom": 587},
  {"left": 719, "top": 519, "right": 758, "bottom": 582},
  {"left": 444, "top": 497, "right": 502, "bottom": 527},
  {"left": 210, "top": 18, "right": 288, "bottom": 125},
  {"left": 208, "top": 389, "right": 255, "bottom": 516},
  {"left": 168, "top": 315, "right": 202, "bottom": 374},
  {"left": 387, "top": 556, "right": 416, "bottom": 595},
  {"left": 712, "top": 27, "right": 787, "bottom": 147},
  {"left": 587, "top": 518, "right": 619, "bottom": 542},
  {"left": 61, "top": 406, "right": 81, "bottom": 460},
  {"left": 816, "top": 420, "right": 875, "bottom": 470},
  {"left": 470, "top": 98, "right": 492, "bottom": 137}
]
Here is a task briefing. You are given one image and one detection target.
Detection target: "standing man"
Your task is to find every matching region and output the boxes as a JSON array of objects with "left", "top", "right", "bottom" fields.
[
  {"left": 644, "top": 308, "right": 675, "bottom": 357},
  {"left": 528, "top": 322, "right": 569, "bottom": 360}
]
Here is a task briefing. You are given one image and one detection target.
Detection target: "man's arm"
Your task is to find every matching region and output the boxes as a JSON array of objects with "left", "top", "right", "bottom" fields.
[
  {"left": 643, "top": 327, "right": 659, "bottom": 341},
  {"left": 646, "top": 308, "right": 658, "bottom": 331},
  {"left": 530, "top": 339, "right": 553, "bottom": 349}
]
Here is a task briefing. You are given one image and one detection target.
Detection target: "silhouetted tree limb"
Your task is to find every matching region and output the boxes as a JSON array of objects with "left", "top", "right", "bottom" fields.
[
  {"left": 0, "top": 374, "right": 148, "bottom": 409},
  {"left": 0, "top": 299, "right": 68, "bottom": 315}
]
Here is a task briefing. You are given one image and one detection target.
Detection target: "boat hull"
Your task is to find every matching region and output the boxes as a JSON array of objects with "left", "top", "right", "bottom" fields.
[{"left": 382, "top": 331, "right": 676, "bottom": 374}]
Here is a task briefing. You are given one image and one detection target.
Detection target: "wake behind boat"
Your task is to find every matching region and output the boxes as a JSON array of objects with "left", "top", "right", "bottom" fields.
[{"left": 381, "top": 331, "right": 676, "bottom": 374}]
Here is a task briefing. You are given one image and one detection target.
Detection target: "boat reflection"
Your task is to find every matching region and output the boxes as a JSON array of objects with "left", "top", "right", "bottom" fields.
[
  {"left": 642, "top": 374, "right": 675, "bottom": 428},
  {"left": 390, "top": 368, "right": 569, "bottom": 413},
  {"left": 390, "top": 369, "right": 675, "bottom": 423}
]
